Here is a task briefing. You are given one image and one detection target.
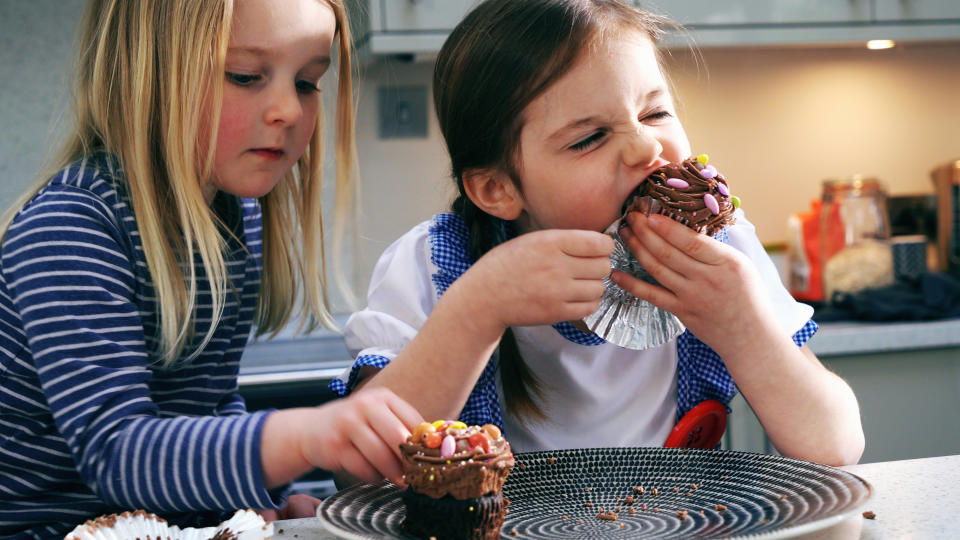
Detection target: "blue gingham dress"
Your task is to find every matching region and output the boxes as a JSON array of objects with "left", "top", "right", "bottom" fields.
[{"left": 332, "top": 213, "right": 817, "bottom": 446}]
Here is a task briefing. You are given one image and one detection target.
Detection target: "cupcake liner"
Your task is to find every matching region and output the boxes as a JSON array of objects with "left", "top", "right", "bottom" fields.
[
  {"left": 64, "top": 509, "right": 273, "bottom": 540},
  {"left": 582, "top": 197, "right": 686, "bottom": 350}
]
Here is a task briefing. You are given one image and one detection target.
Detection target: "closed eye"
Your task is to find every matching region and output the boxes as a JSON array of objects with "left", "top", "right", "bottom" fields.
[
  {"left": 643, "top": 110, "right": 672, "bottom": 122},
  {"left": 296, "top": 80, "right": 321, "bottom": 94},
  {"left": 570, "top": 130, "right": 607, "bottom": 151},
  {"left": 226, "top": 72, "right": 260, "bottom": 86}
]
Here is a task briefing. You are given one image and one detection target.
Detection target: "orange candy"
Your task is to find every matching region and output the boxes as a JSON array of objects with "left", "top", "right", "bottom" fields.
[
  {"left": 411, "top": 422, "right": 436, "bottom": 443},
  {"left": 423, "top": 431, "right": 443, "bottom": 449},
  {"left": 482, "top": 424, "right": 501, "bottom": 440},
  {"left": 468, "top": 432, "right": 492, "bottom": 453}
]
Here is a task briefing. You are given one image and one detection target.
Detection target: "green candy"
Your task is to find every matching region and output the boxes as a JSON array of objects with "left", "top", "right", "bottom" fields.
[{"left": 731, "top": 195, "right": 741, "bottom": 208}]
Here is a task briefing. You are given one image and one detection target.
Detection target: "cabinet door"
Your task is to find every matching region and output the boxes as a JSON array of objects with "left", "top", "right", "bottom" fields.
[
  {"left": 378, "top": 0, "right": 477, "bottom": 32},
  {"left": 873, "top": 0, "right": 960, "bottom": 21},
  {"left": 655, "top": 0, "right": 872, "bottom": 26}
]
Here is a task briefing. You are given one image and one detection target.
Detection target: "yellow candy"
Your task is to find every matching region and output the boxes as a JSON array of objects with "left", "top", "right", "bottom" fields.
[
  {"left": 449, "top": 421, "right": 467, "bottom": 430},
  {"left": 731, "top": 195, "right": 741, "bottom": 208},
  {"left": 431, "top": 420, "right": 447, "bottom": 430},
  {"left": 697, "top": 153, "right": 709, "bottom": 165}
]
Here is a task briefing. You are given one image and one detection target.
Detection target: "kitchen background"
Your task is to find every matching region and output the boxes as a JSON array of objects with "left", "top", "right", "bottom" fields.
[{"left": 1, "top": 0, "right": 958, "bottom": 480}]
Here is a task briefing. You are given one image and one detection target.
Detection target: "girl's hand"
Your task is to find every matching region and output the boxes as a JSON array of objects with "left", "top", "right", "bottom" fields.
[
  {"left": 611, "top": 212, "right": 774, "bottom": 354},
  {"left": 261, "top": 387, "right": 423, "bottom": 489},
  {"left": 258, "top": 494, "right": 322, "bottom": 521},
  {"left": 461, "top": 229, "right": 614, "bottom": 329},
  {"left": 299, "top": 387, "right": 423, "bottom": 487}
]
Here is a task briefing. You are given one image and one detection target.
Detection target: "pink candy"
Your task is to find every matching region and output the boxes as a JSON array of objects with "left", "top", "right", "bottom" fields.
[
  {"left": 704, "top": 193, "right": 720, "bottom": 215},
  {"left": 716, "top": 182, "right": 730, "bottom": 196},
  {"left": 665, "top": 177, "right": 689, "bottom": 189},
  {"left": 701, "top": 165, "right": 718, "bottom": 179},
  {"left": 440, "top": 435, "right": 456, "bottom": 458}
]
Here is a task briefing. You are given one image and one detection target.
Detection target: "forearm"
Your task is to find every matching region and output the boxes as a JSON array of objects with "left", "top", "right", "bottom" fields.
[
  {"left": 360, "top": 278, "right": 505, "bottom": 421},
  {"left": 723, "top": 329, "right": 864, "bottom": 466},
  {"left": 261, "top": 408, "right": 314, "bottom": 488}
]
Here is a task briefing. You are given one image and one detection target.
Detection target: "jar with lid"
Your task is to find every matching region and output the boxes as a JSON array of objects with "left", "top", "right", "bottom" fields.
[{"left": 820, "top": 176, "right": 894, "bottom": 301}]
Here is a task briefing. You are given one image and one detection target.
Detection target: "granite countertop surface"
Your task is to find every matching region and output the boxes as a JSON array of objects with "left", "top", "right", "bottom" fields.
[{"left": 273, "top": 454, "right": 960, "bottom": 539}]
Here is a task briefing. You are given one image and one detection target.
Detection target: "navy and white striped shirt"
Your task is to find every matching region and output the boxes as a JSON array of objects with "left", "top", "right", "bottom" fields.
[{"left": 0, "top": 154, "right": 283, "bottom": 539}]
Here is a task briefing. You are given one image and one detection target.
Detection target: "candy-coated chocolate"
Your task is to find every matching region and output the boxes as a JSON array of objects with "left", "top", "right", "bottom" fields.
[
  {"left": 431, "top": 420, "right": 447, "bottom": 430},
  {"left": 731, "top": 195, "right": 741, "bottom": 208},
  {"left": 697, "top": 154, "right": 709, "bottom": 165},
  {"left": 716, "top": 182, "right": 730, "bottom": 196},
  {"left": 448, "top": 421, "right": 467, "bottom": 430},
  {"left": 700, "top": 165, "right": 718, "bottom": 179},
  {"left": 665, "top": 177, "right": 689, "bottom": 189},
  {"left": 440, "top": 434, "right": 456, "bottom": 458},
  {"left": 703, "top": 193, "right": 720, "bottom": 215},
  {"left": 424, "top": 431, "right": 443, "bottom": 449},
  {"left": 468, "top": 432, "right": 492, "bottom": 453},
  {"left": 482, "top": 424, "right": 502, "bottom": 440},
  {"left": 411, "top": 422, "right": 436, "bottom": 443}
]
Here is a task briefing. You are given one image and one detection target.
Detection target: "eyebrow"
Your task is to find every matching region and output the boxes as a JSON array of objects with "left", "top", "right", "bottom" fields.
[
  {"left": 227, "top": 46, "right": 331, "bottom": 67},
  {"left": 547, "top": 87, "right": 667, "bottom": 142}
]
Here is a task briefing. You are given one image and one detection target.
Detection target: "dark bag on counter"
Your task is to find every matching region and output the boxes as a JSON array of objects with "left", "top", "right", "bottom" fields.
[{"left": 816, "top": 272, "right": 960, "bottom": 321}]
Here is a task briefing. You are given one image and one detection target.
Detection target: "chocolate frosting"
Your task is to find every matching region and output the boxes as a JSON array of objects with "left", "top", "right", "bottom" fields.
[
  {"left": 401, "top": 424, "right": 514, "bottom": 500},
  {"left": 626, "top": 156, "right": 737, "bottom": 235}
]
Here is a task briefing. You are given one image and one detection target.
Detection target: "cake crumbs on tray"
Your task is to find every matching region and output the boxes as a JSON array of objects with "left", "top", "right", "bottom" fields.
[
  {"left": 597, "top": 511, "right": 618, "bottom": 521},
  {"left": 863, "top": 511, "right": 876, "bottom": 520}
]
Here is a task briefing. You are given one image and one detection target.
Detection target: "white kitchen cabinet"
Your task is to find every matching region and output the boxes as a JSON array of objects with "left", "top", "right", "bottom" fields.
[
  {"left": 376, "top": 0, "right": 476, "bottom": 31},
  {"left": 651, "top": 0, "right": 871, "bottom": 26},
  {"left": 873, "top": 0, "right": 960, "bottom": 21},
  {"left": 350, "top": 0, "right": 960, "bottom": 57}
]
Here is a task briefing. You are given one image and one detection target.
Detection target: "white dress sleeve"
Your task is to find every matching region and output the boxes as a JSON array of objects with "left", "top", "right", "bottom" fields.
[
  {"left": 726, "top": 208, "right": 814, "bottom": 337},
  {"left": 331, "top": 220, "right": 438, "bottom": 395}
]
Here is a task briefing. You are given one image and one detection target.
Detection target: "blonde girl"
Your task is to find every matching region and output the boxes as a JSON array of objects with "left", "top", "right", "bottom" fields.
[{"left": 0, "top": 0, "right": 420, "bottom": 537}]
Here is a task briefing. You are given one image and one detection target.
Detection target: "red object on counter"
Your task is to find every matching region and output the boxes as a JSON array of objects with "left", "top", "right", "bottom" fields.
[{"left": 664, "top": 399, "right": 727, "bottom": 449}]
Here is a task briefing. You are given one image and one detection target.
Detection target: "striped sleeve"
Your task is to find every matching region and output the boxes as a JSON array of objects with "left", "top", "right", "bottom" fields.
[{"left": 1, "top": 185, "right": 280, "bottom": 512}]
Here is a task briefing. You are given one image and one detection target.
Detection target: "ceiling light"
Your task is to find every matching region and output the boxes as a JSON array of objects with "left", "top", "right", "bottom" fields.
[{"left": 867, "top": 39, "right": 895, "bottom": 50}]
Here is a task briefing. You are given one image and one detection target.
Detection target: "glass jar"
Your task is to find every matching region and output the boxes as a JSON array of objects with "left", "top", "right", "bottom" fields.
[{"left": 820, "top": 176, "right": 894, "bottom": 300}]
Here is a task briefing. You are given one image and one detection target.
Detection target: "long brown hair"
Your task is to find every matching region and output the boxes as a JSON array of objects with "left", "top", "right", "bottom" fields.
[{"left": 433, "top": 0, "right": 674, "bottom": 421}]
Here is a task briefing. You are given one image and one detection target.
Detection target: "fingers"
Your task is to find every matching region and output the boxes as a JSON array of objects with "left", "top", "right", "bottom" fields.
[
  {"left": 258, "top": 509, "right": 279, "bottom": 522},
  {"left": 618, "top": 222, "right": 687, "bottom": 291},
  {"left": 278, "top": 494, "right": 322, "bottom": 519},
  {"left": 632, "top": 213, "right": 725, "bottom": 266},
  {"left": 550, "top": 229, "right": 615, "bottom": 258},
  {"left": 610, "top": 270, "right": 680, "bottom": 315}
]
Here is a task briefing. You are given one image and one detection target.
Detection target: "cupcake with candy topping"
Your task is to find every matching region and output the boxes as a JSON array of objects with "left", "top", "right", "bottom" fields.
[
  {"left": 625, "top": 153, "right": 739, "bottom": 236},
  {"left": 399, "top": 420, "right": 514, "bottom": 540},
  {"left": 583, "top": 154, "right": 739, "bottom": 350}
]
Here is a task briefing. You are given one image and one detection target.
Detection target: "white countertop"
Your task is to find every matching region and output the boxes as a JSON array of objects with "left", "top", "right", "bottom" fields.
[{"left": 273, "top": 454, "right": 960, "bottom": 539}]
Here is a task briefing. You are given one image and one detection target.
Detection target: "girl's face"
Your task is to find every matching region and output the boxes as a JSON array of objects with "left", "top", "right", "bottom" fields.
[
  {"left": 207, "top": 0, "right": 336, "bottom": 203},
  {"left": 513, "top": 33, "right": 691, "bottom": 233}
]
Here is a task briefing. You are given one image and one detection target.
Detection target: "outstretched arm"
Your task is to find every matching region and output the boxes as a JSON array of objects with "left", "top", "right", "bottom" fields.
[{"left": 614, "top": 212, "right": 864, "bottom": 466}]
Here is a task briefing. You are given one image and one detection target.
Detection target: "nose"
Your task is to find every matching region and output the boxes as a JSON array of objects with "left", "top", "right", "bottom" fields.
[
  {"left": 622, "top": 124, "right": 663, "bottom": 169},
  {"left": 264, "top": 83, "right": 303, "bottom": 126}
]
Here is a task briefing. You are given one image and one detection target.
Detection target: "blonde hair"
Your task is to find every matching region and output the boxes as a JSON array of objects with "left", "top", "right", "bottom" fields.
[{"left": 1, "top": 0, "right": 356, "bottom": 366}]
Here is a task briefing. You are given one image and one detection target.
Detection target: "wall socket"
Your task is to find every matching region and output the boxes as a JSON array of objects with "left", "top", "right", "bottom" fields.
[{"left": 378, "top": 85, "right": 428, "bottom": 139}]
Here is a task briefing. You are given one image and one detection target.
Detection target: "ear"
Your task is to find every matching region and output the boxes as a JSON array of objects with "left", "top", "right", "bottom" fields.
[{"left": 462, "top": 168, "right": 524, "bottom": 221}]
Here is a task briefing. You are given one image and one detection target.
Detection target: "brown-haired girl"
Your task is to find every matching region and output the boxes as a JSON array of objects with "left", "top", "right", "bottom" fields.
[
  {"left": 334, "top": 0, "right": 863, "bottom": 468},
  {"left": 0, "top": 0, "right": 422, "bottom": 536}
]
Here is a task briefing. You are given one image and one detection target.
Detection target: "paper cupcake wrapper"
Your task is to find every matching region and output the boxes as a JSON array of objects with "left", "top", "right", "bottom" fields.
[
  {"left": 64, "top": 509, "right": 274, "bottom": 540},
  {"left": 582, "top": 197, "right": 685, "bottom": 350}
]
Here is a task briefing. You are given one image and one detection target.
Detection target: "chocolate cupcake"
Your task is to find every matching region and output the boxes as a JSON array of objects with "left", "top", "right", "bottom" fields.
[
  {"left": 400, "top": 420, "right": 514, "bottom": 540},
  {"left": 583, "top": 154, "right": 739, "bottom": 350},
  {"left": 625, "top": 154, "right": 739, "bottom": 236}
]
